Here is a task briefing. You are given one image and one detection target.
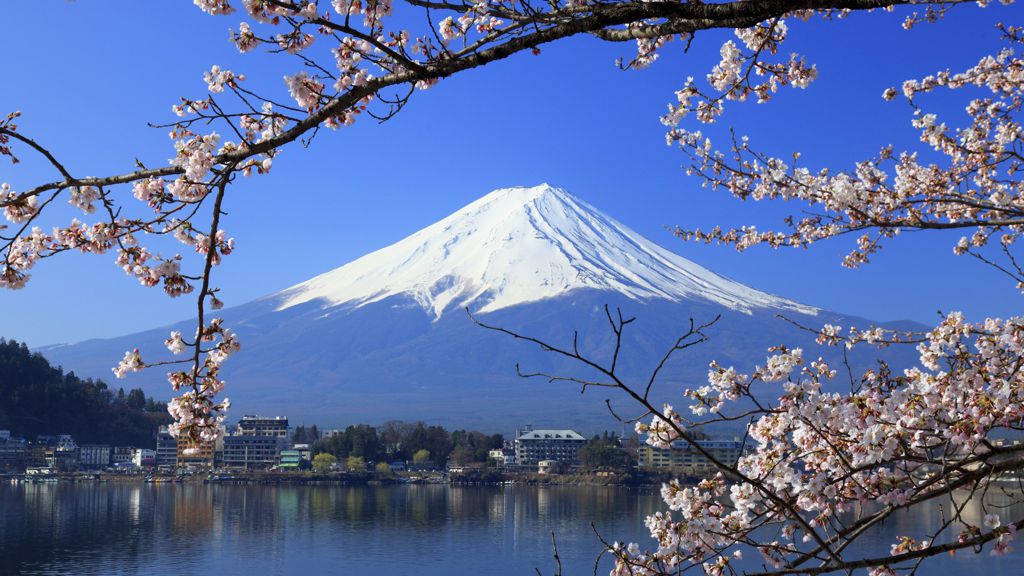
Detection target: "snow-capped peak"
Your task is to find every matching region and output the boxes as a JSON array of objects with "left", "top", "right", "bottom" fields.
[{"left": 275, "top": 184, "right": 817, "bottom": 318}]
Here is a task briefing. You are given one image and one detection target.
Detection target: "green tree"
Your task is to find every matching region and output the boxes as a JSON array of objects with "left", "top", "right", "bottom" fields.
[
  {"left": 292, "top": 424, "right": 322, "bottom": 445},
  {"left": 126, "top": 388, "right": 147, "bottom": 410},
  {"left": 374, "top": 462, "right": 392, "bottom": 475},
  {"left": 451, "top": 429, "right": 498, "bottom": 462},
  {"left": 312, "top": 453, "right": 337, "bottom": 472},
  {"left": 579, "top": 437, "right": 631, "bottom": 471},
  {"left": 0, "top": 339, "right": 170, "bottom": 446},
  {"left": 346, "top": 455, "right": 366, "bottom": 472},
  {"left": 412, "top": 449, "right": 431, "bottom": 464},
  {"left": 408, "top": 424, "right": 452, "bottom": 465},
  {"left": 449, "top": 446, "right": 474, "bottom": 466}
]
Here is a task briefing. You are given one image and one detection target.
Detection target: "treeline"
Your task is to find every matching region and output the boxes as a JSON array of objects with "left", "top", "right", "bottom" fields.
[
  {"left": 308, "top": 421, "right": 504, "bottom": 467},
  {"left": 0, "top": 339, "right": 170, "bottom": 446},
  {"left": 578, "top": 432, "right": 632, "bottom": 470}
]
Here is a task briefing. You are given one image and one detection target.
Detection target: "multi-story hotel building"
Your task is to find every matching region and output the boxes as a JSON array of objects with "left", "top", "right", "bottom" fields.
[
  {"left": 155, "top": 427, "right": 177, "bottom": 468},
  {"left": 514, "top": 428, "right": 586, "bottom": 465},
  {"left": 78, "top": 444, "right": 111, "bottom": 469},
  {"left": 176, "top": 436, "right": 220, "bottom": 469},
  {"left": 636, "top": 440, "right": 746, "bottom": 476},
  {"left": 222, "top": 435, "right": 286, "bottom": 469},
  {"left": 237, "top": 416, "right": 289, "bottom": 438}
]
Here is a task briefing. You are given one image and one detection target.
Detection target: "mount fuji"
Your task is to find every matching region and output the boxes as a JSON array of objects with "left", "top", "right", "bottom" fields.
[{"left": 39, "top": 185, "right": 917, "bottom": 432}]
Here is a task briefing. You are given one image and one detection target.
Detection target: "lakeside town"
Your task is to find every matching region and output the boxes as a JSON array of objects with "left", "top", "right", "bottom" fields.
[
  {"left": 0, "top": 415, "right": 746, "bottom": 485},
  {"left": 0, "top": 337, "right": 749, "bottom": 486}
]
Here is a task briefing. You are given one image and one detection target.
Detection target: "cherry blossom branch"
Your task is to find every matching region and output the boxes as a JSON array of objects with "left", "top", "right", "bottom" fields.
[
  {"left": 469, "top": 308, "right": 852, "bottom": 567},
  {"left": 485, "top": 307, "right": 1024, "bottom": 574}
]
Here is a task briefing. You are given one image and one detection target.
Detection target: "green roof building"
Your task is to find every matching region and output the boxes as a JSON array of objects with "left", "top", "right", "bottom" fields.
[{"left": 278, "top": 449, "right": 302, "bottom": 469}]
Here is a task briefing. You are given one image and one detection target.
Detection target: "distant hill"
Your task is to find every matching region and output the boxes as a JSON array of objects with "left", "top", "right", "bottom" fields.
[
  {"left": 0, "top": 339, "right": 169, "bottom": 446},
  {"left": 39, "top": 185, "right": 923, "bottom": 432}
]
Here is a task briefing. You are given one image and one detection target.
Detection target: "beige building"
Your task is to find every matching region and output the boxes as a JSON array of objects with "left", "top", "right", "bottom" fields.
[
  {"left": 176, "top": 432, "right": 224, "bottom": 469},
  {"left": 537, "top": 460, "right": 564, "bottom": 475},
  {"left": 637, "top": 440, "right": 745, "bottom": 475}
]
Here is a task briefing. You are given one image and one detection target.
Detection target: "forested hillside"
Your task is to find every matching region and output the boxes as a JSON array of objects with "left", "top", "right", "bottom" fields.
[{"left": 0, "top": 339, "right": 170, "bottom": 446}]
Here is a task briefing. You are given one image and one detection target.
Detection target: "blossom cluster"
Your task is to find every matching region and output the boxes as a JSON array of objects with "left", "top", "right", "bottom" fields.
[
  {"left": 1, "top": 182, "right": 36, "bottom": 225},
  {"left": 657, "top": 19, "right": 817, "bottom": 127},
  {"left": 670, "top": 24, "right": 1024, "bottom": 273},
  {"left": 616, "top": 309, "right": 1024, "bottom": 573},
  {"left": 0, "top": 111, "right": 19, "bottom": 162},
  {"left": 117, "top": 317, "right": 240, "bottom": 447},
  {"left": 203, "top": 65, "right": 244, "bottom": 93},
  {"left": 437, "top": 3, "right": 504, "bottom": 44}
]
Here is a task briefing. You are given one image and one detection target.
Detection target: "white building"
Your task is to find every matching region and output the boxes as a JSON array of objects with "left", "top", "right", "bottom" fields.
[
  {"left": 538, "top": 460, "right": 564, "bottom": 474},
  {"left": 111, "top": 446, "right": 134, "bottom": 467},
  {"left": 514, "top": 428, "right": 586, "bottom": 465},
  {"left": 293, "top": 443, "right": 312, "bottom": 461},
  {"left": 132, "top": 448, "right": 156, "bottom": 467},
  {"left": 489, "top": 448, "right": 516, "bottom": 466},
  {"left": 78, "top": 445, "right": 111, "bottom": 469},
  {"left": 237, "top": 416, "right": 289, "bottom": 437}
]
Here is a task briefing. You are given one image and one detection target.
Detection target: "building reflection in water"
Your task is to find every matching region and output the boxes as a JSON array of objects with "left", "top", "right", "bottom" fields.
[
  {"left": 172, "top": 486, "right": 213, "bottom": 536},
  {"left": 2, "top": 483, "right": 1020, "bottom": 575}
]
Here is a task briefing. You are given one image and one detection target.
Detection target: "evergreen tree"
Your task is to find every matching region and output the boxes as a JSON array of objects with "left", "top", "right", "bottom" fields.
[{"left": 0, "top": 338, "right": 170, "bottom": 446}]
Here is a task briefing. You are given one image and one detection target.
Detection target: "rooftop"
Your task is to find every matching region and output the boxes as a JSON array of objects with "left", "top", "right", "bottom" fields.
[
  {"left": 516, "top": 430, "right": 585, "bottom": 441},
  {"left": 240, "top": 415, "right": 288, "bottom": 420}
]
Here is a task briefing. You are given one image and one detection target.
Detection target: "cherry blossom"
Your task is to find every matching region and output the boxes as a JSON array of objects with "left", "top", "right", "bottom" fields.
[{"left": 203, "top": 65, "right": 243, "bottom": 93}]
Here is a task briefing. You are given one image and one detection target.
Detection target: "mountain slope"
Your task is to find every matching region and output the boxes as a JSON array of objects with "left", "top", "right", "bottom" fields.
[{"left": 39, "top": 185, "right": 917, "bottom": 432}]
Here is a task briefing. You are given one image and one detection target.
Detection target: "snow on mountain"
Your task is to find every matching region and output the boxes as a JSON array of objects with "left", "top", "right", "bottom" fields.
[{"left": 275, "top": 184, "right": 817, "bottom": 318}]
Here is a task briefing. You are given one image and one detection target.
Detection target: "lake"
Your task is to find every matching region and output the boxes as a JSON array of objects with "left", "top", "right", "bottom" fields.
[{"left": 1, "top": 482, "right": 1021, "bottom": 575}]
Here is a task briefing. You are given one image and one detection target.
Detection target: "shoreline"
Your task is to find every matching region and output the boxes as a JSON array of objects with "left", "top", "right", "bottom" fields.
[{"left": 2, "top": 469, "right": 681, "bottom": 487}]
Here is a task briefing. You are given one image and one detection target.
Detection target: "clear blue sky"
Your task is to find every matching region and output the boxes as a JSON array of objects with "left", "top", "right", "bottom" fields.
[{"left": 0, "top": 2, "right": 1020, "bottom": 346}]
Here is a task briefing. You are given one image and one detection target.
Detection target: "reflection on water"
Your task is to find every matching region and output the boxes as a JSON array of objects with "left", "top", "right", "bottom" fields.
[
  {"left": 0, "top": 482, "right": 1021, "bottom": 575},
  {"left": 1, "top": 483, "right": 661, "bottom": 576}
]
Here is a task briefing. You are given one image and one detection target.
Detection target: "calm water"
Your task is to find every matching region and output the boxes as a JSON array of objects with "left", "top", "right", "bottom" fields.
[{"left": 1, "top": 482, "right": 1022, "bottom": 575}]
